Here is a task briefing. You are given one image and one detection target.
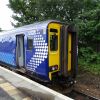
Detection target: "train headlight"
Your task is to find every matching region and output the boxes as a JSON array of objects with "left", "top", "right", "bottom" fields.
[
  {"left": 52, "top": 67, "right": 55, "bottom": 71},
  {"left": 50, "top": 65, "right": 58, "bottom": 71}
]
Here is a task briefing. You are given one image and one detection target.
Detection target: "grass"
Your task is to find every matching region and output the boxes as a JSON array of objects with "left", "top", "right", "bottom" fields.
[{"left": 78, "top": 59, "right": 100, "bottom": 75}]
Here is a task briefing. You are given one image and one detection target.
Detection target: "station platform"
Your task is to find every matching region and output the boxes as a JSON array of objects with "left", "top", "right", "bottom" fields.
[{"left": 0, "top": 66, "right": 73, "bottom": 100}]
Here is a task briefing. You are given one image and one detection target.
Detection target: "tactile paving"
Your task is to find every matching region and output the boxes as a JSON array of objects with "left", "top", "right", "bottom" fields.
[{"left": 0, "top": 76, "right": 32, "bottom": 100}]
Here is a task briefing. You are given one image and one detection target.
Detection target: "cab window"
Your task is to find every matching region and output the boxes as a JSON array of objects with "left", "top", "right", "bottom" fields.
[{"left": 50, "top": 28, "right": 58, "bottom": 51}]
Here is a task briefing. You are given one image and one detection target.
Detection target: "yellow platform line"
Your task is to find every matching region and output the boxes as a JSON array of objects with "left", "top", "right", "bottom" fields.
[
  {"left": 0, "top": 82, "right": 11, "bottom": 87},
  {"left": 0, "top": 81, "right": 32, "bottom": 99},
  {"left": 6, "top": 88, "right": 21, "bottom": 96},
  {"left": 0, "top": 85, "right": 16, "bottom": 91},
  {"left": 23, "top": 97, "right": 32, "bottom": 100}
]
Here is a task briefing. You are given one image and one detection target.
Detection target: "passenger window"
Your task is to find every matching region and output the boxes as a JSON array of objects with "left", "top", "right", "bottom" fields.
[
  {"left": 50, "top": 34, "right": 58, "bottom": 51},
  {"left": 27, "top": 36, "right": 33, "bottom": 50}
]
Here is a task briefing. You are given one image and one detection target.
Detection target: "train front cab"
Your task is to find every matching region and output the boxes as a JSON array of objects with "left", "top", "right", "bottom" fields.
[{"left": 48, "top": 22, "right": 77, "bottom": 84}]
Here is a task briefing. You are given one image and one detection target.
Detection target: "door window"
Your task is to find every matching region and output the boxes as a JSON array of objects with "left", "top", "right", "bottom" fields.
[
  {"left": 50, "top": 33, "right": 58, "bottom": 51},
  {"left": 16, "top": 34, "right": 25, "bottom": 67}
]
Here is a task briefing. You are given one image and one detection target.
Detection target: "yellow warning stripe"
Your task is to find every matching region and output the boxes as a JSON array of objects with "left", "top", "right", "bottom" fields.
[
  {"left": 0, "top": 82, "right": 16, "bottom": 91},
  {"left": 0, "top": 78, "right": 32, "bottom": 100},
  {"left": 6, "top": 89, "right": 21, "bottom": 96},
  {"left": 23, "top": 97, "right": 32, "bottom": 100}
]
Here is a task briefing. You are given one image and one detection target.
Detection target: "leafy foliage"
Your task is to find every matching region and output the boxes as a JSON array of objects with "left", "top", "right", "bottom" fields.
[
  {"left": 79, "top": 47, "right": 100, "bottom": 64},
  {"left": 8, "top": 0, "right": 84, "bottom": 27},
  {"left": 76, "top": 2, "right": 100, "bottom": 74},
  {"left": 77, "top": 4, "right": 100, "bottom": 49}
]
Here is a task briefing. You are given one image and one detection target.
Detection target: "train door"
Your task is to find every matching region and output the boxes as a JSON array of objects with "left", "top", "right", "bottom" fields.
[
  {"left": 60, "top": 26, "right": 72, "bottom": 76},
  {"left": 48, "top": 23, "right": 61, "bottom": 80},
  {"left": 16, "top": 34, "right": 25, "bottom": 67},
  {"left": 60, "top": 25, "right": 77, "bottom": 77}
]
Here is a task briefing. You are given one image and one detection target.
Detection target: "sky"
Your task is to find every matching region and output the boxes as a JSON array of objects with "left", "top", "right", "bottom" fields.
[{"left": 0, "top": 0, "right": 14, "bottom": 30}]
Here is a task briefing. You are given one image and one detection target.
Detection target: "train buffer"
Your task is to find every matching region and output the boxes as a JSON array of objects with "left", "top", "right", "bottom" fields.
[{"left": 0, "top": 66, "right": 73, "bottom": 100}]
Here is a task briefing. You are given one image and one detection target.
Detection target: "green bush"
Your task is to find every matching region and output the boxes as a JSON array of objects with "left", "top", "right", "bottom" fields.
[
  {"left": 78, "top": 47, "right": 100, "bottom": 75},
  {"left": 79, "top": 47, "right": 100, "bottom": 63}
]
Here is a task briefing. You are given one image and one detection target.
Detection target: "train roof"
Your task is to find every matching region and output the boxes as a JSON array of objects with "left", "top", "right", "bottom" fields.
[{"left": 0, "top": 20, "right": 61, "bottom": 36}]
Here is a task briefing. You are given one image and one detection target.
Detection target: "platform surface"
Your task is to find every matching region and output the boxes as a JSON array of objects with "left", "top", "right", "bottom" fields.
[{"left": 0, "top": 66, "right": 73, "bottom": 100}]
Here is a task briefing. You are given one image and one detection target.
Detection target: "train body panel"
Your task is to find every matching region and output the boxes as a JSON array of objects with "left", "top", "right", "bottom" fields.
[
  {"left": 0, "top": 33, "right": 16, "bottom": 66},
  {"left": 0, "top": 21, "right": 50, "bottom": 80},
  {"left": 24, "top": 28, "right": 49, "bottom": 80},
  {"left": 0, "top": 20, "right": 78, "bottom": 83}
]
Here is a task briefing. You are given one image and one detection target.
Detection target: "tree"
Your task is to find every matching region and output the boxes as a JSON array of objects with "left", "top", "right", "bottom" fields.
[
  {"left": 8, "top": 0, "right": 84, "bottom": 27},
  {"left": 76, "top": 1, "right": 100, "bottom": 67},
  {"left": 76, "top": 2, "right": 100, "bottom": 52}
]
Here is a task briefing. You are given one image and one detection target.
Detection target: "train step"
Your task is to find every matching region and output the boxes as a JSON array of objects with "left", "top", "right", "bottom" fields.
[{"left": 16, "top": 67, "right": 26, "bottom": 73}]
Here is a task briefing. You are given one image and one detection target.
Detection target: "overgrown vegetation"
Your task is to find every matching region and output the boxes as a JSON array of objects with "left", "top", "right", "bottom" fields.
[
  {"left": 79, "top": 47, "right": 100, "bottom": 75},
  {"left": 8, "top": 0, "right": 100, "bottom": 75},
  {"left": 77, "top": 2, "right": 100, "bottom": 75},
  {"left": 8, "top": 0, "right": 83, "bottom": 27}
]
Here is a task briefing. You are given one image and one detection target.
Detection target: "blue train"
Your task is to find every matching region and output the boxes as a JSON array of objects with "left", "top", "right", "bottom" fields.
[{"left": 0, "top": 20, "right": 78, "bottom": 84}]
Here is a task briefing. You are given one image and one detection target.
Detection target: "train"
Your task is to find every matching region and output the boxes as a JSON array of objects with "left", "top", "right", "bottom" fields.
[{"left": 0, "top": 20, "right": 78, "bottom": 85}]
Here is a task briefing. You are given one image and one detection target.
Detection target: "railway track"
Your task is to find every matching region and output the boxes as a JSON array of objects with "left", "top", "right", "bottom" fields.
[{"left": 66, "top": 90, "right": 99, "bottom": 100}]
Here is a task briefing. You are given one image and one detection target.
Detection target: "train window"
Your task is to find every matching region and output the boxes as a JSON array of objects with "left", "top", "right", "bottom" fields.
[
  {"left": 50, "top": 34, "right": 58, "bottom": 51},
  {"left": 27, "top": 36, "right": 33, "bottom": 50},
  {"left": 50, "top": 28, "right": 58, "bottom": 33}
]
